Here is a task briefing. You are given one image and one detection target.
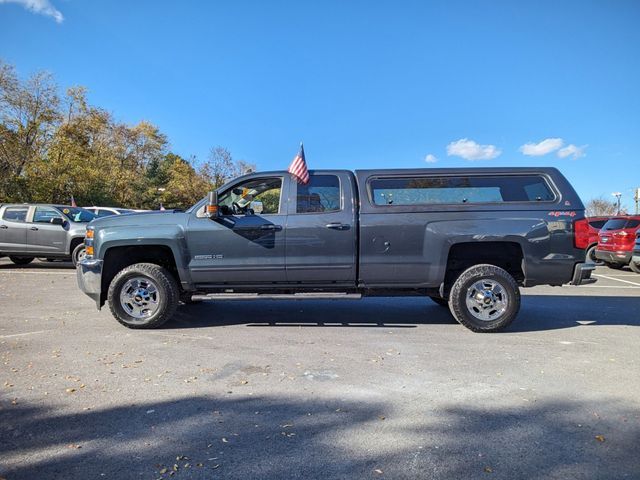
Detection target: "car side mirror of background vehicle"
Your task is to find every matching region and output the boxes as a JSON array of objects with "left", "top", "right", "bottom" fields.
[
  {"left": 206, "top": 191, "right": 220, "bottom": 219},
  {"left": 50, "top": 217, "right": 65, "bottom": 226}
]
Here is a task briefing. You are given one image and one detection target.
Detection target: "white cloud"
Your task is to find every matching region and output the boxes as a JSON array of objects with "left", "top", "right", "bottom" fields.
[
  {"left": 557, "top": 144, "right": 587, "bottom": 159},
  {"left": 424, "top": 153, "right": 438, "bottom": 163},
  {"left": 446, "top": 138, "right": 501, "bottom": 161},
  {"left": 519, "top": 138, "right": 563, "bottom": 156},
  {"left": 0, "top": 0, "right": 63, "bottom": 23}
]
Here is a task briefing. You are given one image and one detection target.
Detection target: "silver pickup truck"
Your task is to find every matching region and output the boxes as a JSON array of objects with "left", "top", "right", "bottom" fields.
[
  {"left": 0, "top": 204, "right": 94, "bottom": 265},
  {"left": 77, "top": 167, "right": 595, "bottom": 332}
]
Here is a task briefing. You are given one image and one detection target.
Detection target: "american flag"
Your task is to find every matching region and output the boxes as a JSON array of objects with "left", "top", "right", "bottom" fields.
[{"left": 288, "top": 143, "right": 310, "bottom": 184}]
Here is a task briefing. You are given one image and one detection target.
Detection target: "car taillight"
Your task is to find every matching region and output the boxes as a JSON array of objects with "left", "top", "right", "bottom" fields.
[{"left": 574, "top": 218, "right": 589, "bottom": 249}]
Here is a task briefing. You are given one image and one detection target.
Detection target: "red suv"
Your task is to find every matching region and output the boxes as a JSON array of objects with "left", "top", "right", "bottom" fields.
[
  {"left": 595, "top": 216, "right": 640, "bottom": 269},
  {"left": 579, "top": 216, "right": 609, "bottom": 263}
]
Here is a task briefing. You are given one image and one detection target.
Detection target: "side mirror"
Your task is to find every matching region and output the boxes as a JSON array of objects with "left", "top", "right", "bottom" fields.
[
  {"left": 206, "top": 191, "right": 220, "bottom": 218},
  {"left": 249, "top": 200, "right": 264, "bottom": 214},
  {"left": 50, "top": 217, "right": 65, "bottom": 226}
]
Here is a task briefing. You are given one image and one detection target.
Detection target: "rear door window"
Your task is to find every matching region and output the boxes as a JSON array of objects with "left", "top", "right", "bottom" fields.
[
  {"left": 370, "top": 175, "right": 555, "bottom": 206},
  {"left": 296, "top": 175, "right": 341, "bottom": 213},
  {"left": 2, "top": 207, "right": 28, "bottom": 222},
  {"left": 588, "top": 220, "right": 607, "bottom": 229}
]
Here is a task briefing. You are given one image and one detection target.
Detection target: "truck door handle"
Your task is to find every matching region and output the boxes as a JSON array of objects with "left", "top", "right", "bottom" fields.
[
  {"left": 326, "top": 223, "right": 350, "bottom": 230},
  {"left": 260, "top": 224, "right": 282, "bottom": 231},
  {"left": 0, "top": 225, "right": 7, "bottom": 229},
  {"left": 30, "top": 227, "right": 39, "bottom": 231}
]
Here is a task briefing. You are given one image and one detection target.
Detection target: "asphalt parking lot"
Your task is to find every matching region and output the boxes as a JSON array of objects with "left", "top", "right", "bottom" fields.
[{"left": 1, "top": 258, "right": 639, "bottom": 480}]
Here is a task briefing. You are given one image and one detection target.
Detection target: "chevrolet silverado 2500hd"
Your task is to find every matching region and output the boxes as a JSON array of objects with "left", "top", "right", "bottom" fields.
[{"left": 77, "top": 167, "right": 595, "bottom": 332}]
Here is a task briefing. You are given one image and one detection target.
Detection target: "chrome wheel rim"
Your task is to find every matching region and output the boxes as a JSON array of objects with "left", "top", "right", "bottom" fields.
[
  {"left": 465, "top": 279, "right": 508, "bottom": 322},
  {"left": 119, "top": 276, "right": 160, "bottom": 320},
  {"left": 76, "top": 247, "right": 86, "bottom": 263}
]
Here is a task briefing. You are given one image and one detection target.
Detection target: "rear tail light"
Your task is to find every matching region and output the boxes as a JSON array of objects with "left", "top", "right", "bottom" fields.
[
  {"left": 614, "top": 231, "right": 629, "bottom": 237},
  {"left": 573, "top": 218, "right": 590, "bottom": 249}
]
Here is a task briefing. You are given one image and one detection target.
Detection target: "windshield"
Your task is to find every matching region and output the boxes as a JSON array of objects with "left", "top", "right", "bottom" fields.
[{"left": 54, "top": 206, "right": 96, "bottom": 223}]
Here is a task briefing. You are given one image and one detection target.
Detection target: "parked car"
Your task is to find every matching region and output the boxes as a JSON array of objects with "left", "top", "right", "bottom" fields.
[
  {"left": 595, "top": 216, "right": 640, "bottom": 270},
  {"left": 631, "top": 231, "right": 640, "bottom": 273},
  {"left": 577, "top": 216, "right": 609, "bottom": 263},
  {"left": 0, "top": 204, "right": 95, "bottom": 266},
  {"left": 77, "top": 167, "right": 595, "bottom": 333},
  {"left": 84, "top": 206, "right": 135, "bottom": 218}
]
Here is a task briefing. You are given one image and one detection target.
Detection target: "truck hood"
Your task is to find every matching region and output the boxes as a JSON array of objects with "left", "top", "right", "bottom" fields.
[{"left": 90, "top": 210, "right": 189, "bottom": 228}]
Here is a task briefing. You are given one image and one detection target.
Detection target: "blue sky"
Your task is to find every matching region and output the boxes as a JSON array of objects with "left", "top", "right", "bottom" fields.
[{"left": 1, "top": 0, "right": 639, "bottom": 209}]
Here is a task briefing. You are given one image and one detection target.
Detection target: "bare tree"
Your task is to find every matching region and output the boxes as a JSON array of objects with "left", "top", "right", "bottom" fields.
[
  {"left": 200, "top": 146, "right": 256, "bottom": 188},
  {"left": 585, "top": 196, "right": 618, "bottom": 217}
]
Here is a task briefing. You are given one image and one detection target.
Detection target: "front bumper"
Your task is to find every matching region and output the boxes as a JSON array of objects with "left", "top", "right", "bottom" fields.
[
  {"left": 571, "top": 262, "right": 596, "bottom": 286},
  {"left": 76, "top": 258, "right": 103, "bottom": 309},
  {"left": 594, "top": 249, "right": 632, "bottom": 265}
]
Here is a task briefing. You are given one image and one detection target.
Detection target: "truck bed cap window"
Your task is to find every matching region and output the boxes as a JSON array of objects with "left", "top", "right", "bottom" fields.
[{"left": 370, "top": 175, "right": 555, "bottom": 206}]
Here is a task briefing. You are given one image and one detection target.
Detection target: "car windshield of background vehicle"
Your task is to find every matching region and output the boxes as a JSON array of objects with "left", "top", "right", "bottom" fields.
[
  {"left": 55, "top": 207, "right": 96, "bottom": 223},
  {"left": 603, "top": 219, "right": 630, "bottom": 230},
  {"left": 370, "top": 175, "right": 555, "bottom": 206}
]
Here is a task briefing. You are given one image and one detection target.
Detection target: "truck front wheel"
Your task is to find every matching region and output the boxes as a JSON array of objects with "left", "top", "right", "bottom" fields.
[
  {"left": 448, "top": 264, "right": 520, "bottom": 333},
  {"left": 107, "top": 263, "right": 179, "bottom": 329}
]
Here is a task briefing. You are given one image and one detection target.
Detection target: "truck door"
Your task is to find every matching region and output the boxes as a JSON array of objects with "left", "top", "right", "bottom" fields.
[
  {"left": 26, "top": 206, "right": 67, "bottom": 255},
  {"left": 186, "top": 175, "right": 287, "bottom": 285},
  {"left": 0, "top": 206, "right": 30, "bottom": 253},
  {"left": 285, "top": 172, "right": 357, "bottom": 283}
]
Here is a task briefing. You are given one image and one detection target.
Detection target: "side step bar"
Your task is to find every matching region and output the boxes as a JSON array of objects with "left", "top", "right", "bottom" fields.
[{"left": 191, "top": 292, "right": 362, "bottom": 301}]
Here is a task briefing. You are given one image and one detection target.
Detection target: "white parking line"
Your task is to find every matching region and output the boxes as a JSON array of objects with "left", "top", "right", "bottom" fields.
[
  {"left": 594, "top": 274, "right": 640, "bottom": 287},
  {"left": 0, "top": 330, "right": 49, "bottom": 339},
  {"left": 0, "top": 270, "right": 72, "bottom": 275}
]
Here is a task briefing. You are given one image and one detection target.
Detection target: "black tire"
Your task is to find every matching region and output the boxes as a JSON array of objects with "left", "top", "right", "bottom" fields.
[
  {"left": 71, "top": 243, "right": 86, "bottom": 266},
  {"left": 9, "top": 256, "right": 34, "bottom": 265},
  {"left": 605, "top": 262, "right": 624, "bottom": 270},
  {"left": 585, "top": 245, "right": 598, "bottom": 264},
  {"left": 428, "top": 296, "right": 449, "bottom": 307},
  {"left": 107, "top": 263, "right": 179, "bottom": 329},
  {"left": 629, "top": 261, "right": 640, "bottom": 274},
  {"left": 448, "top": 264, "right": 520, "bottom": 333}
]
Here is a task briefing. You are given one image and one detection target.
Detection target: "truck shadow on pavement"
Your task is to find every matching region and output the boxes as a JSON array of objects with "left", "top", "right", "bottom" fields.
[
  {"left": 169, "top": 295, "right": 640, "bottom": 332},
  {"left": 1, "top": 395, "right": 638, "bottom": 479}
]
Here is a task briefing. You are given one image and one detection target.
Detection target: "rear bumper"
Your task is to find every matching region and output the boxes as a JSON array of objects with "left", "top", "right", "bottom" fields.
[
  {"left": 595, "top": 249, "right": 632, "bottom": 264},
  {"left": 76, "top": 259, "right": 103, "bottom": 309},
  {"left": 571, "top": 262, "right": 596, "bottom": 286}
]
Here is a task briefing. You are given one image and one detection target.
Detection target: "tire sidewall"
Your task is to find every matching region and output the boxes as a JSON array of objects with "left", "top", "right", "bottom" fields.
[{"left": 449, "top": 265, "right": 520, "bottom": 332}]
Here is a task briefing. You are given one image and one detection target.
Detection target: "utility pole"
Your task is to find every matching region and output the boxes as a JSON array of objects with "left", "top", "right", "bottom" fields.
[
  {"left": 612, "top": 192, "right": 622, "bottom": 215},
  {"left": 635, "top": 188, "right": 640, "bottom": 215}
]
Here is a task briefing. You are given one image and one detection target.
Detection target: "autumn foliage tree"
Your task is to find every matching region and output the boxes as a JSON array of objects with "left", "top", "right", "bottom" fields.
[{"left": 0, "top": 60, "right": 251, "bottom": 210}]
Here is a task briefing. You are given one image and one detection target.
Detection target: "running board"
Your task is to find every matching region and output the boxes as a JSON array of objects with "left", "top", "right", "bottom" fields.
[{"left": 191, "top": 292, "right": 362, "bottom": 301}]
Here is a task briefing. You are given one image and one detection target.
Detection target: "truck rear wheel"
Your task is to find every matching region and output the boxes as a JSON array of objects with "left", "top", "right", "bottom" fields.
[
  {"left": 448, "top": 264, "right": 520, "bottom": 333},
  {"left": 107, "top": 263, "right": 179, "bottom": 329}
]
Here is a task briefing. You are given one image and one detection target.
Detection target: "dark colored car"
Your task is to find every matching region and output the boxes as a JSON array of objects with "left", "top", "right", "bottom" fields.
[
  {"left": 632, "top": 232, "right": 640, "bottom": 273},
  {"left": 77, "top": 167, "right": 595, "bottom": 333},
  {"left": 595, "top": 216, "right": 640, "bottom": 269}
]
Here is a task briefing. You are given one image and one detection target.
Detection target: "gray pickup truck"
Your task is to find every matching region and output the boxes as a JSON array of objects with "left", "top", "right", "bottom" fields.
[
  {"left": 77, "top": 167, "right": 595, "bottom": 332},
  {"left": 0, "top": 204, "right": 94, "bottom": 265}
]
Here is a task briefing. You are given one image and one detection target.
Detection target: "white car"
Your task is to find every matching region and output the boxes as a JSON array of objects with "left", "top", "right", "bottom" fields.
[{"left": 83, "top": 206, "right": 135, "bottom": 218}]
